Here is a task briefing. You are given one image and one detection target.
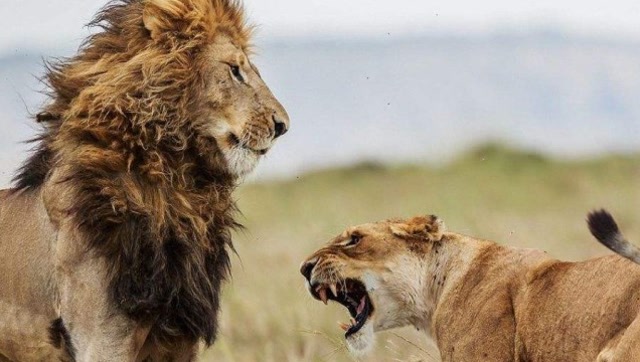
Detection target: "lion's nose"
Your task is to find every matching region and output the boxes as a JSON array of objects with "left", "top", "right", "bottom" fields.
[
  {"left": 273, "top": 115, "right": 288, "bottom": 139},
  {"left": 300, "top": 257, "right": 318, "bottom": 281}
]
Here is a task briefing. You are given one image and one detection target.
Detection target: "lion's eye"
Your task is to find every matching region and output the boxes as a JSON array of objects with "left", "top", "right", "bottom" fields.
[
  {"left": 346, "top": 234, "right": 362, "bottom": 247},
  {"left": 230, "top": 64, "right": 244, "bottom": 83}
]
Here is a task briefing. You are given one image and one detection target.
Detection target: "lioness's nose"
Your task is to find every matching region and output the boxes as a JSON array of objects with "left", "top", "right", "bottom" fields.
[
  {"left": 300, "top": 257, "right": 318, "bottom": 281},
  {"left": 273, "top": 114, "right": 288, "bottom": 139}
]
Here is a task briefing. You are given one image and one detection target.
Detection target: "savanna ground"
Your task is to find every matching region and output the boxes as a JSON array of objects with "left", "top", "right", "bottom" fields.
[{"left": 203, "top": 144, "right": 640, "bottom": 362}]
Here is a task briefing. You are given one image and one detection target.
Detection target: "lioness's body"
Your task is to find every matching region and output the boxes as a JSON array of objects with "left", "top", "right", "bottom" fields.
[
  {"left": 434, "top": 236, "right": 640, "bottom": 361},
  {"left": 301, "top": 216, "right": 640, "bottom": 361}
]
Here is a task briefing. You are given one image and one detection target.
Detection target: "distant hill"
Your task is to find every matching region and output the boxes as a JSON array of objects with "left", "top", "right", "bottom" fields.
[{"left": 1, "top": 31, "right": 640, "bottom": 187}]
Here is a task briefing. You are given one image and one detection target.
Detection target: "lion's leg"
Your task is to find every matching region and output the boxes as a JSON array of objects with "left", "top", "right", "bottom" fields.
[
  {"left": 0, "top": 303, "right": 68, "bottom": 361},
  {"left": 59, "top": 265, "right": 150, "bottom": 361},
  {"left": 56, "top": 242, "right": 149, "bottom": 362}
]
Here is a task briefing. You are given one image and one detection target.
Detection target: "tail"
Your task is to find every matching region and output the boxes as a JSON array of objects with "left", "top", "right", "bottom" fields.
[{"left": 587, "top": 209, "right": 640, "bottom": 265}]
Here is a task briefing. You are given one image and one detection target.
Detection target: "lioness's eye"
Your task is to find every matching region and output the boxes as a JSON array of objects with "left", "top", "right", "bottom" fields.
[
  {"left": 347, "top": 233, "right": 362, "bottom": 247},
  {"left": 230, "top": 64, "right": 244, "bottom": 82}
]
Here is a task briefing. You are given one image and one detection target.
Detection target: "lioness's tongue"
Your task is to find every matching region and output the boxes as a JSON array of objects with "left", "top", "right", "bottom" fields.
[{"left": 357, "top": 296, "right": 366, "bottom": 315}]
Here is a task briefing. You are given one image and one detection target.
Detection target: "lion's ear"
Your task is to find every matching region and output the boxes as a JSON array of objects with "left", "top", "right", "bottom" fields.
[
  {"left": 391, "top": 215, "right": 446, "bottom": 242},
  {"left": 143, "top": 0, "right": 191, "bottom": 41}
]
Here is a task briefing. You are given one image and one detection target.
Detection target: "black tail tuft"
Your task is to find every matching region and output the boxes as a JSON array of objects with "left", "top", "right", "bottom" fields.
[{"left": 587, "top": 209, "right": 620, "bottom": 246}]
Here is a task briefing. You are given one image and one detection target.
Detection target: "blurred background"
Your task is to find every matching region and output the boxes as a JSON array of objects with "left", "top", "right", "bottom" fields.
[{"left": 1, "top": 0, "right": 639, "bottom": 361}]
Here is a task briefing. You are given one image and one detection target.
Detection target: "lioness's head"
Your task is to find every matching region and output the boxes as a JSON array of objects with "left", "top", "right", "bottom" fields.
[
  {"left": 300, "top": 215, "right": 446, "bottom": 355},
  {"left": 144, "top": 0, "right": 288, "bottom": 176}
]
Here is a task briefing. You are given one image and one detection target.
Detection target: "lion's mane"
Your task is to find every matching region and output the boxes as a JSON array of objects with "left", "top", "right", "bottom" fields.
[{"left": 13, "top": 0, "right": 253, "bottom": 345}]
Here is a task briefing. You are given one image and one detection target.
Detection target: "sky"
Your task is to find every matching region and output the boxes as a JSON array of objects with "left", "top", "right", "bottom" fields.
[
  {"left": 1, "top": 0, "right": 640, "bottom": 54},
  {"left": 1, "top": 0, "right": 640, "bottom": 186}
]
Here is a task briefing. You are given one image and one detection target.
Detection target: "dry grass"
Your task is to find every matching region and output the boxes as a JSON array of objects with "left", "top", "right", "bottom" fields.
[{"left": 201, "top": 144, "right": 640, "bottom": 361}]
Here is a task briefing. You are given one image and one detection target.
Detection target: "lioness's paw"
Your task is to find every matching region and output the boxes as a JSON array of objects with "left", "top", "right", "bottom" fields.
[{"left": 390, "top": 215, "right": 445, "bottom": 242}]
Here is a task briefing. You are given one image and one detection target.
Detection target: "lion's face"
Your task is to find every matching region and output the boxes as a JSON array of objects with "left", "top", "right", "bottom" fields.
[
  {"left": 200, "top": 34, "right": 289, "bottom": 177},
  {"left": 141, "top": 0, "right": 290, "bottom": 178},
  {"left": 300, "top": 216, "right": 445, "bottom": 355}
]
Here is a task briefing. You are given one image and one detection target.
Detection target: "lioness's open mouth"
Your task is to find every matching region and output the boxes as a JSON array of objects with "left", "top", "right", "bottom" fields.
[{"left": 311, "top": 279, "right": 374, "bottom": 337}]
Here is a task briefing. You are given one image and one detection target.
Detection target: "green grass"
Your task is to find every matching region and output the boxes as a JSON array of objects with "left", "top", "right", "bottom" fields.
[{"left": 201, "top": 144, "right": 640, "bottom": 361}]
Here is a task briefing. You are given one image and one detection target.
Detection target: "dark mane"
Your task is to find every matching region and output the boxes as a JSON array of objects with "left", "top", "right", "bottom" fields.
[
  {"left": 12, "top": 132, "right": 56, "bottom": 191},
  {"left": 12, "top": 0, "right": 252, "bottom": 346}
]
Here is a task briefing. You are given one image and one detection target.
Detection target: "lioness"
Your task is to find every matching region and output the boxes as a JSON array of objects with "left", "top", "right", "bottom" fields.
[{"left": 300, "top": 213, "right": 640, "bottom": 361}]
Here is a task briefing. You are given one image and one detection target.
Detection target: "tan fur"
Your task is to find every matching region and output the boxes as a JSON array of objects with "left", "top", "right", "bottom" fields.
[
  {"left": 0, "top": 0, "right": 288, "bottom": 361},
  {"left": 0, "top": 190, "right": 64, "bottom": 361},
  {"left": 301, "top": 215, "right": 640, "bottom": 361}
]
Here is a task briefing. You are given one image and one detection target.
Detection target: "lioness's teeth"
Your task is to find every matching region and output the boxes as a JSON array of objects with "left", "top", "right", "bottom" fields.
[
  {"left": 317, "top": 287, "right": 328, "bottom": 305},
  {"left": 338, "top": 322, "right": 350, "bottom": 331},
  {"left": 329, "top": 283, "right": 338, "bottom": 298},
  {"left": 350, "top": 318, "right": 356, "bottom": 326}
]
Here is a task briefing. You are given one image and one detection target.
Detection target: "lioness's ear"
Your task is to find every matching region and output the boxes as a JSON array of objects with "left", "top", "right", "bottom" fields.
[
  {"left": 391, "top": 215, "right": 446, "bottom": 242},
  {"left": 143, "top": 0, "right": 190, "bottom": 40}
]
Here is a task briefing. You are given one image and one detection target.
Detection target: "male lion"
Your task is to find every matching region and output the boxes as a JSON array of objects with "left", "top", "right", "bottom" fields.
[
  {"left": 0, "top": 0, "right": 289, "bottom": 361},
  {"left": 300, "top": 214, "right": 640, "bottom": 361}
]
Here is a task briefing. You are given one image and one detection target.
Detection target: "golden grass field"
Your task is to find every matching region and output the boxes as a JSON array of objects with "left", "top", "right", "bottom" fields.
[{"left": 202, "top": 145, "right": 640, "bottom": 362}]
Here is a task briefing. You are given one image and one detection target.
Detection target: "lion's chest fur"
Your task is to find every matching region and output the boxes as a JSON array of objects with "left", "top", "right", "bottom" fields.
[{"left": 43, "top": 158, "right": 238, "bottom": 345}]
